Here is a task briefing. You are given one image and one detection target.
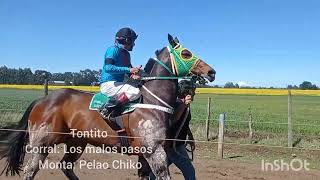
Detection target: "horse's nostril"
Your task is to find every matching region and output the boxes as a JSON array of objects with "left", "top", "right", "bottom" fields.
[{"left": 208, "top": 70, "right": 216, "bottom": 75}]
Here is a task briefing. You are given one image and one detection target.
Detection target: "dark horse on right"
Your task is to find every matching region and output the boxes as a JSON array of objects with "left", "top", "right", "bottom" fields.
[{"left": 0, "top": 34, "right": 215, "bottom": 180}]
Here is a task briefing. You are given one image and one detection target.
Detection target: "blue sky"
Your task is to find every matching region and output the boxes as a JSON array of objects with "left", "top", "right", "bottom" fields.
[{"left": 1, "top": 0, "right": 319, "bottom": 87}]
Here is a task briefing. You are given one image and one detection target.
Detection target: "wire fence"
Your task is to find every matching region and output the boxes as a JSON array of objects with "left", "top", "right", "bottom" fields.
[
  {"left": 191, "top": 118, "right": 320, "bottom": 127},
  {"left": 1, "top": 110, "right": 319, "bottom": 127},
  {"left": 0, "top": 128, "right": 319, "bottom": 152},
  {"left": 0, "top": 88, "right": 319, "bottom": 161}
]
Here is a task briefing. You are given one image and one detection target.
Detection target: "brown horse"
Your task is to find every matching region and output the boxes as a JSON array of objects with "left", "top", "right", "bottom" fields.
[{"left": 0, "top": 34, "right": 215, "bottom": 180}]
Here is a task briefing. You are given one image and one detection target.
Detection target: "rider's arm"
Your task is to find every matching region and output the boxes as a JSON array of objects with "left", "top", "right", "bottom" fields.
[
  {"left": 104, "top": 58, "right": 130, "bottom": 74},
  {"left": 103, "top": 47, "right": 130, "bottom": 74}
]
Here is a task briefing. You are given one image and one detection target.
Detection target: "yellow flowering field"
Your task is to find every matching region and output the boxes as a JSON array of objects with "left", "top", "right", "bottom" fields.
[
  {"left": 0, "top": 85, "right": 319, "bottom": 96},
  {"left": 196, "top": 88, "right": 320, "bottom": 96},
  {"left": 0, "top": 84, "right": 100, "bottom": 92}
]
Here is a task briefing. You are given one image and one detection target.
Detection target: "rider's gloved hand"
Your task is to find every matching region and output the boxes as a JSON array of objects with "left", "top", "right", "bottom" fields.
[
  {"left": 130, "top": 65, "right": 142, "bottom": 74},
  {"left": 130, "top": 74, "right": 141, "bottom": 80}
]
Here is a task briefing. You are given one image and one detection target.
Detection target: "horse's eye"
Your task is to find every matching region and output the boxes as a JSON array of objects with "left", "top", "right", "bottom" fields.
[{"left": 181, "top": 49, "right": 192, "bottom": 60}]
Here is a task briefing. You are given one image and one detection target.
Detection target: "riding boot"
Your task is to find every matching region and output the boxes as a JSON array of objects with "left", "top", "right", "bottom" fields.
[
  {"left": 99, "top": 92, "right": 129, "bottom": 119},
  {"left": 110, "top": 92, "right": 130, "bottom": 111}
]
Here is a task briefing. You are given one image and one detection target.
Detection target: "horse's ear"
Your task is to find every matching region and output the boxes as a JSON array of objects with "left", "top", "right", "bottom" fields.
[
  {"left": 174, "top": 37, "right": 180, "bottom": 44},
  {"left": 168, "top": 34, "right": 177, "bottom": 47}
]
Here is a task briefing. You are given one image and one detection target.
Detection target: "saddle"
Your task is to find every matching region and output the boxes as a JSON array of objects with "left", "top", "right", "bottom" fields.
[
  {"left": 89, "top": 93, "right": 139, "bottom": 114},
  {"left": 89, "top": 93, "right": 141, "bottom": 148}
]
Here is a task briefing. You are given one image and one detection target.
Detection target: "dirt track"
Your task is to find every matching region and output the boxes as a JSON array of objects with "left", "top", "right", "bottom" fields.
[{"left": 1, "top": 145, "right": 319, "bottom": 180}]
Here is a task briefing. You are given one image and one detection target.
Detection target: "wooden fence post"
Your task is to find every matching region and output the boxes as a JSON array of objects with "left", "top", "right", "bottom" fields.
[
  {"left": 44, "top": 78, "right": 48, "bottom": 96},
  {"left": 248, "top": 107, "right": 253, "bottom": 142},
  {"left": 288, "top": 90, "right": 293, "bottom": 148},
  {"left": 217, "top": 113, "right": 225, "bottom": 159},
  {"left": 206, "top": 97, "right": 211, "bottom": 141}
]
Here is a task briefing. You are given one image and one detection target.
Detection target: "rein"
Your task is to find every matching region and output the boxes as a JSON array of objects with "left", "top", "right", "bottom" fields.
[
  {"left": 172, "top": 106, "right": 194, "bottom": 161},
  {"left": 140, "top": 76, "right": 192, "bottom": 81},
  {"left": 141, "top": 85, "right": 173, "bottom": 109}
]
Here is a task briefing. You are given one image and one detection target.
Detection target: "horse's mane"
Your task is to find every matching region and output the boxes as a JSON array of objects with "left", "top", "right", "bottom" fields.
[
  {"left": 144, "top": 47, "right": 167, "bottom": 74},
  {"left": 144, "top": 58, "right": 156, "bottom": 74}
]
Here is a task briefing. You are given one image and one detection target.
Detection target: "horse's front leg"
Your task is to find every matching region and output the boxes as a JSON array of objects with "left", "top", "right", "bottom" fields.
[
  {"left": 137, "top": 118, "right": 171, "bottom": 180},
  {"left": 144, "top": 144, "right": 170, "bottom": 180},
  {"left": 23, "top": 151, "right": 48, "bottom": 180}
]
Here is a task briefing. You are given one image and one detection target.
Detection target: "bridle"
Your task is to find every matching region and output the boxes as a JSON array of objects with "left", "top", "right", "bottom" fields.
[
  {"left": 142, "top": 43, "right": 200, "bottom": 80},
  {"left": 135, "top": 43, "right": 201, "bottom": 114}
]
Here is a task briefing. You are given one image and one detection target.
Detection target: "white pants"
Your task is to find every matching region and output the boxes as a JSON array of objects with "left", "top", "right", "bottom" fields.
[{"left": 100, "top": 81, "right": 141, "bottom": 101}]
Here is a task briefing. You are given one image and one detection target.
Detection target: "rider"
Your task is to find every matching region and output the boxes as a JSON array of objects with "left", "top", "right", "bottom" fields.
[
  {"left": 99, "top": 27, "right": 141, "bottom": 117},
  {"left": 138, "top": 80, "right": 196, "bottom": 180}
]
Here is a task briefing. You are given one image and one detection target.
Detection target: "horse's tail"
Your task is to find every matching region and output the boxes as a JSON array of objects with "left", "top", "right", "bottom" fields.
[{"left": 0, "top": 99, "right": 38, "bottom": 176}]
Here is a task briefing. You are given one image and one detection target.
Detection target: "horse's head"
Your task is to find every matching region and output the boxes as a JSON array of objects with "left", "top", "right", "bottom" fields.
[{"left": 167, "top": 34, "right": 216, "bottom": 82}]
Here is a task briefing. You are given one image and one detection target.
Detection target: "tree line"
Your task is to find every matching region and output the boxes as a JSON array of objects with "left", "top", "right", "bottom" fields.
[
  {"left": 1, "top": 66, "right": 318, "bottom": 89},
  {"left": 0, "top": 66, "right": 101, "bottom": 86},
  {"left": 288, "top": 81, "right": 319, "bottom": 90},
  {"left": 222, "top": 81, "right": 319, "bottom": 90}
]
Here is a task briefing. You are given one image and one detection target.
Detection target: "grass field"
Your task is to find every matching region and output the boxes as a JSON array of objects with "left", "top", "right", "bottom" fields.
[
  {"left": 0, "top": 88, "right": 319, "bottom": 136},
  {"left": 192, "top": 94, "right": 320, "bottom": 135},
  {"left": 1, "top": 88, "right": 319, "bottom": 168}
]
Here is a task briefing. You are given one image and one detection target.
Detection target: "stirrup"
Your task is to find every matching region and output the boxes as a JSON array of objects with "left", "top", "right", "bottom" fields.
[
  {"left": 99, "top": 104, "right": 119, "bottom": 119},
  {"left": 98, "top": 105, "right": 110, "bottom": 118}
]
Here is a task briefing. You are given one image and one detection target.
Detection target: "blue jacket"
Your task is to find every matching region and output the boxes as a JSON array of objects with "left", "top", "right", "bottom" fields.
[{"left": 100, "top": 45, "right": 131, "bottom": 83}]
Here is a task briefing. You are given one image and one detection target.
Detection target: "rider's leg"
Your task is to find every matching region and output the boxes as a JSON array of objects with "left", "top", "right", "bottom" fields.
[
  {"left": 113, "top": 81, "right": 141, "bottom": 102},
  {"left": 100, "top": 81, "right": 140, "bottom": 103},
  {"left": 99, "top": 81, "right": 140, "bottom": 117},
  {"left": 100, "top": 81, "right": 119, "bottom": 98}
]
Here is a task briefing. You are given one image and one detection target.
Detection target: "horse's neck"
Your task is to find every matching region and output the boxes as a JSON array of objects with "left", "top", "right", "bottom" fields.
[
  {"left": 142, "top": 79, "right": 177, "bottom": 107},
  {"left": 141, "top": 47, "right": 177, "bottom": 107}
]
